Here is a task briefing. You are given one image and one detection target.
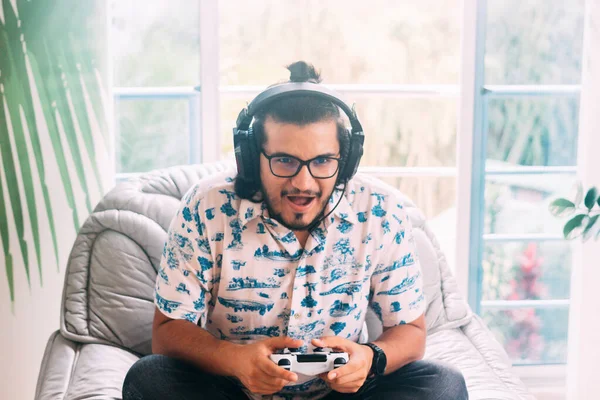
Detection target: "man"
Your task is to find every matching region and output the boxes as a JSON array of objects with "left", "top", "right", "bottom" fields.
[{"left": 123, "top": 61, "right": 468, "bottom": 399}]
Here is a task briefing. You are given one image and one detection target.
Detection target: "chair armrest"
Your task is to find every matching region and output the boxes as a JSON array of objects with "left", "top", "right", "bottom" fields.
[{"left": 35, "top": 331, "right": 139, "bottom": 400}]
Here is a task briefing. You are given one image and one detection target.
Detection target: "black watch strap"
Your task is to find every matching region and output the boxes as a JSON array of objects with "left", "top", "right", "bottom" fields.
[{"left": 363, "top": 342, "right": 386, "bottom": 376}]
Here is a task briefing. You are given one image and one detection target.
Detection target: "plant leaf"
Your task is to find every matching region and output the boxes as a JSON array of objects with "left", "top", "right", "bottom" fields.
[
  {"left": 0, "top": 40, "right": 31, "bottom": 286},
  {"left": 584, "top": 187, "right": 598, "bottom": 210},
  {"left": 3, "top": 9, "right": 44, "bottom": 284},
  {"left": 0, "top": 151, "right": 15, "bottom": 303},
  {"left": 564, "top": 214, "right": 588, "bottom": 240},
  {"left": 549, "top": 198, "right": 576, "bottom": 217},
  {"left": 582, "top": 215, "right": 600, "bottom": 241}
]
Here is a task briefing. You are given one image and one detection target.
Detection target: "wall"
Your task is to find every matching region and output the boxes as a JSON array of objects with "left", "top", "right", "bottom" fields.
[
  {"left": 0, "top": 1, "right": 112, "bottom": 398},
  {"left": 566, "top": 0, "right": 600, "bottom": 399}
]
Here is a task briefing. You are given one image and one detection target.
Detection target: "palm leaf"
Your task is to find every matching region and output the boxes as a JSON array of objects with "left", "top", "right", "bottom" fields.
[
  {"left": 49, "top": 42, "right": 94, "bottom": 214},
  {"left": 0, "top": 89, "right": 17, "bottom": 302},
  {"left": 62, "top": 35, "right": 105, "bottom": 195},
  {"left": 0, "top": 17, "right": 31, "bottom": 287},
  {"left": 21, "top": 0, "right": 95, "bottom": 231},
  {"left": 2, "top": 0, "right": 46, "bottom": 283},
  {"left": 34, "top": 37, "right": 82, "bottom": 232},
  {"left": 1, "top": 0, "right": 110, "bottom": 305}
]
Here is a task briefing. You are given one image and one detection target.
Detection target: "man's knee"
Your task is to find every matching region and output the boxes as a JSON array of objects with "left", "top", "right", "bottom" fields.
[
  {"left": 122, "top": 354, "right": 169, "bottom": 399},
  {"left": 428, "top": 361, "right": 468, "bottom": 400}
]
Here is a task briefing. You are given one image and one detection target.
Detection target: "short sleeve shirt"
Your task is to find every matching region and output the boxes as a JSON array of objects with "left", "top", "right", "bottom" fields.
[{"left": 155, "top": 172, "right": 426, "bottom": 400}]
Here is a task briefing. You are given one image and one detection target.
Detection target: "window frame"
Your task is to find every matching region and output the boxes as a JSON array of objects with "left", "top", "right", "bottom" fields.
[{"left": 458, "top": 0, "right": 578, "bottom": 370}]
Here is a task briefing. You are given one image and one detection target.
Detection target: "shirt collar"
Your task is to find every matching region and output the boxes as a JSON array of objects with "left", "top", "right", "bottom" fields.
[
  {"left": 238, "top": 197, "right": 266, "bottom": 227},
  {"left": 323, "top": 187, "right": 358, "bottom": 228}
]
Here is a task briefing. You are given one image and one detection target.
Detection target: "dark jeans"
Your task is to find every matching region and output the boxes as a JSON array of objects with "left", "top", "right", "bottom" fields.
[{"left": 123, "top": 354, "right": 468, "bottom": 400}]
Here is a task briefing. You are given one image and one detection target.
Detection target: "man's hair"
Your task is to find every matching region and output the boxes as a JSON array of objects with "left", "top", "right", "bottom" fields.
[{"left": 234, "top": 61, "right": 350, "bottom": 200}]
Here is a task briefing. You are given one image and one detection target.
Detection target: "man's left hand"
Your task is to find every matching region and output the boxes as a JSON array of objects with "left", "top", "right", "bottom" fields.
[{"left": 311, "top": 336, "right": 374, "bottom": 394}]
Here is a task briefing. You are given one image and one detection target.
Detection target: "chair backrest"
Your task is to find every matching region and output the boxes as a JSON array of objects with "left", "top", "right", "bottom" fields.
[{"left": 59, "top": 162, "right": 471, "bottom": 356}]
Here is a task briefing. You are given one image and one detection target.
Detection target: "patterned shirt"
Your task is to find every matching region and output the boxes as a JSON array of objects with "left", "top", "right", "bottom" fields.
[{"left": 155, "top": 171, "right": 425, "bottom": 399}]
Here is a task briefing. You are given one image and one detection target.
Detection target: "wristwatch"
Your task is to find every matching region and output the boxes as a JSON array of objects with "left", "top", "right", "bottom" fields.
[{"left": 363, "top": 342, "right": 387, "bottom": 376}]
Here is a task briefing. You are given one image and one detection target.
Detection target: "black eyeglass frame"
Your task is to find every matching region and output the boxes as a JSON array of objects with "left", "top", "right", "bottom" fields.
[{"left": 260, "top": 149, "right": 342, "bottom": 179}]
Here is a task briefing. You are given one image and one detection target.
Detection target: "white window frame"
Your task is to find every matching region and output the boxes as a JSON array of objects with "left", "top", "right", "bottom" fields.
[
  {"left": 458, "top": 0, "right": 577, "bottom": 386},
  {"left": 459, "top": 0, "right": 578, "bottom": 320}
]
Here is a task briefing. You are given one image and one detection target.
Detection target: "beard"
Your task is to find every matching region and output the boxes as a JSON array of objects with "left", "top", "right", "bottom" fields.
[{"left": 260, "top": 186, "right": 333, "bottom": 231}]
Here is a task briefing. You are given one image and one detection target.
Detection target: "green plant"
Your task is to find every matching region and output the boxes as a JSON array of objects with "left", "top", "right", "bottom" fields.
[
  {"left": 549, "top": 183, "right": 600, "bottom": 241},
  {"left": 0, "top": 0, "right": 108, "bottom": 305}
]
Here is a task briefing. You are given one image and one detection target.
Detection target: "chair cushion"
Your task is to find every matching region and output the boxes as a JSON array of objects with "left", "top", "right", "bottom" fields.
[
  {"left": 61, "top": 162, "right": 235, "bottom": 354},
  {"left": 425, "top": 316, "right": 536, "bottom": 400},
  {"left": 35, "top": 331, "right": 139, "bottom": 400}
]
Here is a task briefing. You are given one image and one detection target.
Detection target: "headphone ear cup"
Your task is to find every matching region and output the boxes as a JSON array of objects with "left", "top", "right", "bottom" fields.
[
  {"left": 247, "top": 126, "right": 260, "bottom": 184},
  {"left": 340, "top": 130, "right": 364, "bottom": 182},
  {"left": 233, "top": 128, "right": 256, "bottom": 184},
  {"left": 233, "top": 128, "right": 246, "bottom": 179}
]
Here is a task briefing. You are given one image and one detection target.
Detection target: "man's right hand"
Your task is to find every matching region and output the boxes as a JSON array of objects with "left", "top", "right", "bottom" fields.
[{"left": 228, "top": 336, "right": 304, "bottom": 395}]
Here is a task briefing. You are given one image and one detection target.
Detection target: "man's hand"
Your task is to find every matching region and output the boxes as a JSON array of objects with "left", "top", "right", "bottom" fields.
[
  {"left": 229, "top": 336, "right": 304, "bottom": 395},
  {"left": 312, "top": 337, "right": 373, "bottom": 394}
]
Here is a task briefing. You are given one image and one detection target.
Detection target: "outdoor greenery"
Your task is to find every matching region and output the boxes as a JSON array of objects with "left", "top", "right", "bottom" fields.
[{"left": 483, "top": 184, "right": 572, "bottom": 364}]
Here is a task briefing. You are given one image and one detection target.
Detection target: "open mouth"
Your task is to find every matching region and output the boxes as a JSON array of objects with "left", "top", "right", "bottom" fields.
[{"left": 286, "top": 196, "right": 315, "bottom": 211}]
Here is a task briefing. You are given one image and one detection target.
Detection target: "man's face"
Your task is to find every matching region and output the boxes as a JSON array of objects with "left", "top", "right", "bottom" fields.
[{"left": 260, "top": 116, "right": 340, "bottom": 231}]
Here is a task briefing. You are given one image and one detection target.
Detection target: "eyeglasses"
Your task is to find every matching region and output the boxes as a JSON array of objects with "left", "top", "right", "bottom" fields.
[{"left": 261, "top": 150, "right": 341, "bottom": 179}]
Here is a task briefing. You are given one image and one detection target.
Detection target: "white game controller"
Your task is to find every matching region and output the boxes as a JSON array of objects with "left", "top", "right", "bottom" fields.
[{"left": 269, "top": 347, "right": 349, "bottom": 376}]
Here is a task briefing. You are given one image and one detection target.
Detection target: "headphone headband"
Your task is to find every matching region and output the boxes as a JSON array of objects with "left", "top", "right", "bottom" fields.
[
  {"left": 233, "top": 81, "right": 365, "bottom": 186},
  {"left": 235, "top": 82, "right": 364, "bottom": 134}
]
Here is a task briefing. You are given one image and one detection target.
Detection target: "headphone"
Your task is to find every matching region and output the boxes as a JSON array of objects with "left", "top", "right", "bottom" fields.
[{"left": 233, "top": 82, "right": 365, "bottom": 187}]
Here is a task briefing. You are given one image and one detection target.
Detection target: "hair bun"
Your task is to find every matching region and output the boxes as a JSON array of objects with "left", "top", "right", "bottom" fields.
[{"left": 287, "top": 61, "right": 322, "bottom": 83}]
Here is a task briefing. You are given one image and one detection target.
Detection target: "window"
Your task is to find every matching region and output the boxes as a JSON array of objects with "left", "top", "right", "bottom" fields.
[
  {"left": 218, "top": 0, "right": 461, "bottom": 228},
  {"left": 110, "top": 0, "right": 202, "bottom": 174},
  {"left": 465, "top": 0, "right": 584, "bottom": 365},
  {"left": 109, "top": 0, "right": 585, "bottom": 367}
]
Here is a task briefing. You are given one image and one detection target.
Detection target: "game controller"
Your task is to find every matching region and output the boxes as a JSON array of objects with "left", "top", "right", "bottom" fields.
[{"left": 269, "top": 347, "right": 349, "bottom": 376}]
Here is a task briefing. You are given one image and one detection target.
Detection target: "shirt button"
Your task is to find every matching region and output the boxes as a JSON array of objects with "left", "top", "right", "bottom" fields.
[{"left": 294, "top": 313, "right": 302, "bottom": 319}]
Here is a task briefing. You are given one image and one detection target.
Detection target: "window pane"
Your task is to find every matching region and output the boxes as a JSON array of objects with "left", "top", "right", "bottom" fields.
[
  {"left": 486, "top": 98, "right": 579, "bottom": 167},
  {"left": 377, "top": 176, "right": 456, "bottom": 220},
  {"left": 482, "top": 241, "right": 572, "bottom": 301},
  {"left": 116, "top": 99, "right": 191, "bottom": 173},
  {"left": 110, "top": 0, "right": 200, "bottom": 86},
  {"left": 485, "top": 0, "right": 585, "bottom": 84},
  {"left": 484, "top": 174, "right": 576, "bottom": 235},
  {"left": 482, "top": 307, "right": 569, "bottom": 364},
  {"left": 220, "top": 96, "right": 457, "bottom": 168},
  {"left": 219, "top": 0, "right": 461, "bottom": 85},
  {"left": 357, "top": 98, "right": 457, "bottom": 167}
]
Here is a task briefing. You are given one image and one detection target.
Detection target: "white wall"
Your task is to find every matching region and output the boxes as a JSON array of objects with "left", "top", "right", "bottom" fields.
[{"left": 566, "top": 0, "right": 600, "bottom": 399}]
